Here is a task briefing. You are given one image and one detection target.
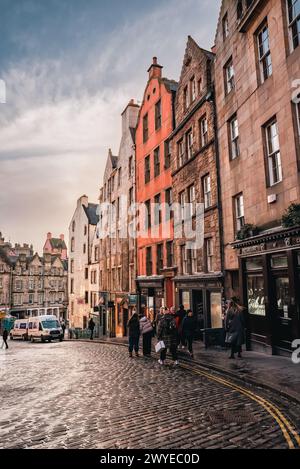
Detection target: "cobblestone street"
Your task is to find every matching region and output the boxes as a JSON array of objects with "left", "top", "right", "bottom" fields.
[{"left": 0, "top": 341, "right": 299, "bottom": 449}]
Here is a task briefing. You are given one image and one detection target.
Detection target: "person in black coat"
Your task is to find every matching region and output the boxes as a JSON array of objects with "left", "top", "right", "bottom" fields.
[
  {"left": 225, "top": 299, "right": 245, "bottom": 359},
  {"left": 175, "top": 304, "right": 187, "bottom": 348},
  {"left": 1, "top": 329, "right": 9, "bottom": 349},
  {"left": 88, "top": 318, "right": 96, "bottom": 340},
  {"left": 182, "top": 310, "right": 196, "bottom": 358},
  {"left": 128, "top": 313, "right": 140, "bottom": 357}
]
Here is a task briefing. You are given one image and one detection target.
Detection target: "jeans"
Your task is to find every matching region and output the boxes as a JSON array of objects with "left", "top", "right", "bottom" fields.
[
  {"left": 186, "top": 336, "right": 193, "bottom": 354},
  {"left": 129, "top": 336, "right": 139, "bottom": 353},
  {"left": 90, "top": 330, "right": 94, "bottom": 340},
  {"left": 1, "top": 339, "right": 8, "bottom": 349},
  {"left": 160, "top": 344, "right": 177, "bottom": 362}
]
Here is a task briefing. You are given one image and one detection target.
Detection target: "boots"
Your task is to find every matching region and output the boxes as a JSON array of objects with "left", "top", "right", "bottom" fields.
[
  {"left": 129, "top": 351, "right": 133, "bottom": 358},
  {"left": 135, "top": 351, "right": 139, "bottom": 357}
]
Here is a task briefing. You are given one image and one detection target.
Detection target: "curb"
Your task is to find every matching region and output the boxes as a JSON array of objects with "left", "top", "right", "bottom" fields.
[{"left": 69, "top": 338, "right": 300, "bottom": 406}]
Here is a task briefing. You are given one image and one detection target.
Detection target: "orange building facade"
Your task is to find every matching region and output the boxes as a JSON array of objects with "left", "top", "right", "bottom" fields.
[{"left": 135, "top": 58, "right": 178, "bottom": 317}]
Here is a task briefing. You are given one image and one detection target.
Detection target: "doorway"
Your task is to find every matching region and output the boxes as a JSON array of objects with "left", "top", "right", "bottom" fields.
[{"left": 192, "top": 290, "right": 204, "bottom": 339}]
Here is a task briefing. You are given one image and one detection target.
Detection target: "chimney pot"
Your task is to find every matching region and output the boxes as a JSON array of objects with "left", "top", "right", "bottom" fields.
[{"left": 47, "top": 232, "right": 52, "bottom": 239}]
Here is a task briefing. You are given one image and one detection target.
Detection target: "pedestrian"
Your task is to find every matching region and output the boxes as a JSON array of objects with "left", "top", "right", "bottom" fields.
[
  {"left": 175, "top": 304, "right": 187, "bottom": 348},
  {"left": 88, "top": 317, "right": 96, "bottom": 340},
  {"left": 128, "top": 313, "right": 140, "bottom": 357},
  {"left": 225, "top": 297, "right": 245, "bottom": 359},
  {"left": 157, "top": 308, "right": 178, "bottom": 365},
  {"left": 60, "top": 319, "right": 66, "bottom": 339},
  {"left": 182, "top": 310, "right": 197, "bottom": 358},
  {"left": 1, "top": 328, "right": 9, "bottom": 349},
  {"left": 140, "top": 313, "right": 153, "bottom": 356}
]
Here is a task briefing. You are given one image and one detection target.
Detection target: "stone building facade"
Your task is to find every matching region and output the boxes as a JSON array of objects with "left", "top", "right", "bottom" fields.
[
  {"left": 68, "top": 195, "right": 99, "bottom": 329},
  {"left": 99, "top": 100, "right": 139, "bottom": 337},
  {"left": 135, "top": 57, "right": 178, "bottom": 317},
  {"left": 215, "top": 0, "right": 300, "bottom": 354},
  {"left": 0, "top": 233, "right": 68, "bottom": 320},
  {"left": 171, "top": 36, "right": 223, "bottom": 334}
]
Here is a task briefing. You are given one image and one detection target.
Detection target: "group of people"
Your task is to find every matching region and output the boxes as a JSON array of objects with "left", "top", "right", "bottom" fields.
[
  {"left": 127, "top": 296, "right": 246, "bottom": 365},
  {"left": 127, "top": 304, "right": 197, "bottom": 366}
]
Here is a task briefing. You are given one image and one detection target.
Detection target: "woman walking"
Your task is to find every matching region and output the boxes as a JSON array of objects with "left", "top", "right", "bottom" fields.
[
  {"left": 128, "top": 313, "right": 140, "bottom": 358},
  {"left": 182, "top": 310, "right": 196, "bottom": 358},
  {"left": 140, "top": 314, "right": 153, "bottom": 356},
  {"left": 225, "top": 298, "right": 245, "bottom": 359},
  {"left": 157, "top": 308, "right": 178, "bottom": 365}
]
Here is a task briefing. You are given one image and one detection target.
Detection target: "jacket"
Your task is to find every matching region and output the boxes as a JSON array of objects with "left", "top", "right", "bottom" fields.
[
  {"left": 226, "top": 307, "right": 245, "bottom": 346},
  {"left": 139, "top": 317, "right": 153, "bottom": 335},
  {"left": 157, "top": 314, "right": 178, "bottom": 349},
  {"left": 182, "top": 316, "right": 197, "bottom": 338},
  {"left": 128, "top": 318, "right": 140, "bottom": 338}
]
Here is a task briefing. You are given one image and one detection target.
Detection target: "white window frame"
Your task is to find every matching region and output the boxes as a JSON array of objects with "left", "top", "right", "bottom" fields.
[
  {"left": 188, "top": 185, "right": 196, "bottom": 217},
  {"left": 257, "top": 23, "right": 272, "bottom": 83},
  {"left": 203, "top": 175, "right": 212, "bottom": 209},
  {"left": 230, "top": 116, "right": 240, "bottom": 159},
  {"left": 225, "top": 59, "right": 235, "bottom": 94},
  {"left": 265, "top": 120, "right": 282, "bottom": 186},
  {"left": 178, "top": 139, "right": 185, "bottom": 167},
  {"left": 287, "top": 0, "right": 300, "bottom": 52},
  {"left": 200, "top": 116, "right": 208, "bottom": 147},
  {"left": 235, "top": 194, "right": 245, "bottom": 232},
  {"left": 180, "top": 191, "right": 186, "bottom": 220},
  {"left": 186, "top": 130, "right": 193, "bottom": 160},
  {"left": 190, "top": 77, "right": 196, "bottom": 102},
  {"left": 223, "top": 13, "right": 229, "bottom": 39},
  {"left": 295, "top": 100, "right": 300, "bottom": 139},
  {"left": 191, "top": 249, "right": 198, "bottom": 273},
  {"left": 206, "top": 239, "right": 214, "bottom": 273}
]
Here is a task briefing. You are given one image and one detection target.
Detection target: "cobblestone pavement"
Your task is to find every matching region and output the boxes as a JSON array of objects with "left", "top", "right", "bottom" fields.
[{"left": 0, "top": 341, "right": 298, "bottom": 449}]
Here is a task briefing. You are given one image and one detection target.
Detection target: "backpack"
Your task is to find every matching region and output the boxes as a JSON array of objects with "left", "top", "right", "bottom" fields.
[{"left": 163, "top": 315, "right": 176, "bottom": 335}]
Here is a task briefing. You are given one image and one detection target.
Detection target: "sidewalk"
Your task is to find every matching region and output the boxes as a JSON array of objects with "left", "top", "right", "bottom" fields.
[{"left": 71, "top": 336, "right": 300, "bottom": 404}]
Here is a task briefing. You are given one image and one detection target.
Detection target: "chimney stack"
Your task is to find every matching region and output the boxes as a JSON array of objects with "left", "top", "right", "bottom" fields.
[
  {"left": 47, "top": 232, "right": 52, "bottom": 240},
  {"left": 148, "top": 56, "right": 163, "bottom": 79},
  {"left": 60, "top": 234, "right": 64, "bottom": 241}
]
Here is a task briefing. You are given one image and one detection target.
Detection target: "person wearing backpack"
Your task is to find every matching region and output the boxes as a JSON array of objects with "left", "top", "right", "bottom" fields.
[{"left": 157, "top": 308, "right": 178, "bottom": 365}]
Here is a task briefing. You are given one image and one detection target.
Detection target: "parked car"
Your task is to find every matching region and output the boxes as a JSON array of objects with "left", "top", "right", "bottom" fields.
[
  {"left": 10, "top": 319, "right": 29, "bottom": 341},
  {"left": 28, "top": 315, "right": 63, "bottom": 343}
]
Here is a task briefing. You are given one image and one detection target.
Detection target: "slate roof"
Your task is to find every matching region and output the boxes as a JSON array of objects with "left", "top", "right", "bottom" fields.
[
  {"left": 50, "top": 238, "right": 67, "bottom": 250},
  {"left": 83, "top": 203, "right": 99, "bottom": 226}
]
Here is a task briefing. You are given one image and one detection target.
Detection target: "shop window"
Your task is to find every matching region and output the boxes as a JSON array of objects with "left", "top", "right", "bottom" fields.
[
  {"left": 246, "top": 257, "right": 263, "bottom": 271},
  {"left": 210, "top": 292, "right": 222, "bottom": 329},
  {"left": 271, "top": 255, "right": 288, "bottom": 269},
  {"left": 275, "top": 277, "right": 290, "bottom": 319},
  {"left": 247, "top": 275, "right": 266, "bottom": 316}
]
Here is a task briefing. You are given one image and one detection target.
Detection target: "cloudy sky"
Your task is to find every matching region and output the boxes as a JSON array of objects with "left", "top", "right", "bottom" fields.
[{"left": 0, "top": 0, "right": 220, "bottom": 253}]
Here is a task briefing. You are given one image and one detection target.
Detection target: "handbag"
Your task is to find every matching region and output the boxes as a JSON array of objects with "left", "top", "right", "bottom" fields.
[
  {"left": 225, "top": 332, "right": 238, "bottom": 345},
  {"left": 155, "top": 340, "right": 166, "bottom": 353}
]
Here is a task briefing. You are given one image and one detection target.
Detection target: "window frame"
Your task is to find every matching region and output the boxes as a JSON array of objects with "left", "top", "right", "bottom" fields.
[
  {"left": 234, "top": 193, "right": 245, "bottom": 233},
  {"left": 144, "top": 155, "right": 151, "bottom": 184},
  {"left": 203, "top": 174, "right": 212, "bottom": 209},
  {"left": 287, "top": 0, "right": 300, "bottom": 52},
  {"left": 154, "top": 146, "right": 161, "bottom": 178},
  {"left": 224, "top": 57, "right": 235, "bottom": 95},
  {"left": 155, "top": 99, "right": 162, "bottom": 130},
  {"left": 199, "top": 115, "right": 208, "bottom": 148},
  {"left": 264, "top": 119, "right": 282, "bottom": 186},
  {"left": 229, "top": 115, "right": 240, "bottom": 160},
  {"left": 257, "top": 22, "right": 272, "bottom": 83}
]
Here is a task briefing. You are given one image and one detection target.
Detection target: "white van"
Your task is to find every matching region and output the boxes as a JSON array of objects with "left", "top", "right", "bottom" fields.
[
  {"left": 10, "top": 319, "right": 29, "bottom": 341},
  {"left": 28, "top": 315, "right": 63, "bottom": 343}
]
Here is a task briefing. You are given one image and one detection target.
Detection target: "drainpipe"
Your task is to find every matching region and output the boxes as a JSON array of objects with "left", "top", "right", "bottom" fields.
[{"left": 210, "top": 86, "right": 225, "bottom": 292}]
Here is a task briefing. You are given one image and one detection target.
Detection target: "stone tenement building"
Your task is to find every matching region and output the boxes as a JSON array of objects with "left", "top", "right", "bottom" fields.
[
  {"left": 170, "top": 36, "right": 223, "bottom": 334},
  {"left": 215, "top": 0, "right": 300, "bottom": 355},
  {"left": 0, "top": 233, "right": 68, "bottom": 319},
  {"left": 68, "top": 195, "right": 99, "bottom": 330},
  {"left": 99, "top": 99, "right": 139, "bottom": 338},
  {"left": 135, "top": 57, "right": 178, "bottom": 317}
]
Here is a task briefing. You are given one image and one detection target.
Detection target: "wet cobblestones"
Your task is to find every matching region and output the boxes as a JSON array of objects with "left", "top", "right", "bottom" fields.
[{"left": 0, "top": 341, "right": 294, "bottom": 449}]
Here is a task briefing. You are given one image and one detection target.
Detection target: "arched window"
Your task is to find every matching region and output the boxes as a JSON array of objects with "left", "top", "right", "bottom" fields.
[{"left": 237, "top": 1, "right": 243, "bottom": 20}]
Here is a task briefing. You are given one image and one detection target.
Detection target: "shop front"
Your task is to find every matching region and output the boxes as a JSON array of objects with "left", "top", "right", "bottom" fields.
[
  {"left": 234, "top": 227, "right": 300, "bottom": 356},
  {"left": 174, "top": 274, "right": 224, "bottom": 339},
  {"left": 137, "top": 277, "right": 165, "bottom": 321}
]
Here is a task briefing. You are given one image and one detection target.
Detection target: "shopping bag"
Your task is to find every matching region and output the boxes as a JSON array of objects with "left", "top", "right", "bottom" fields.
[{"left": 155, "top": 341, "right": 166, "bottom": 353}]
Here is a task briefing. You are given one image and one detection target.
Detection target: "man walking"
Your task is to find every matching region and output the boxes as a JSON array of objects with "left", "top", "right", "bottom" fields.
[
  {"left": 1, "top": 328, "right": 9, "bottom": 349},
  {"left": 157, "top": 308, "right": 178, "bottom": 365},
  {"left": 88, "top": 317, "right": 96, "bottom": 340}
]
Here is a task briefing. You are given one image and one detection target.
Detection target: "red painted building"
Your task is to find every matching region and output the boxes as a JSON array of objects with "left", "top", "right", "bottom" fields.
[{"left": 135, "top": 58, "right": 178, "bottom": 317}]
